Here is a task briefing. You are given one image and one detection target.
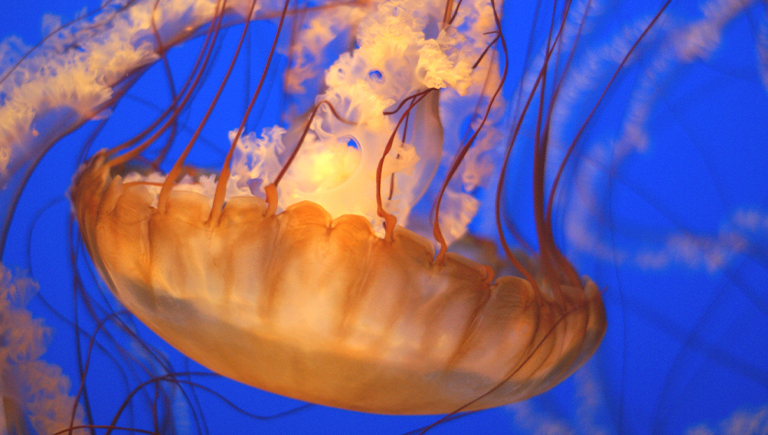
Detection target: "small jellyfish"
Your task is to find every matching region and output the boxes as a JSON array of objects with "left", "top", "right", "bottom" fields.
[{"left": 0, "top": 266, "right": 82, "bottom": 435}]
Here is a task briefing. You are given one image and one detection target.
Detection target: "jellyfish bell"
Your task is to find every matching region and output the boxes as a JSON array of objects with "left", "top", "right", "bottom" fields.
[
  {"left": 70, "top": 149, "right": 606, "bottom": 414},
  {"left": 64, "top": 0, "right": 607, "bottom": 415}
]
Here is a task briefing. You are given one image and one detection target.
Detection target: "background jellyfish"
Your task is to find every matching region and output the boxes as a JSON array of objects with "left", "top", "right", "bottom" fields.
[{"left": 0, "top": 0, "right": 767, "bottom": 434}]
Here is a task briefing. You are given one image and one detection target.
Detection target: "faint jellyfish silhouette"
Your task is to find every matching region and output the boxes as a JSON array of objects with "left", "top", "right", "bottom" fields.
[
  {"left": 499, "top": 0, "right": 768, "bottom": 434},
  {"left": 0, "top": 266, "right": 82, "bottom": 435}
]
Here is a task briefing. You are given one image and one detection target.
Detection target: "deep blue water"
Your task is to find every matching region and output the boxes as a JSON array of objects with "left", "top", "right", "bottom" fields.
[{"left": 1, "top": 0, "right": 767, "bottom": 434}]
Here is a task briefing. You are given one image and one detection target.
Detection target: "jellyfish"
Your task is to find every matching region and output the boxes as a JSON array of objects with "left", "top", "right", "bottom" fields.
[
  {"left": 0, "top": 0, "right": 767, "bottom": 434},
  {"left": 0, "top": 266, "right": 83, "bottom": 435}
]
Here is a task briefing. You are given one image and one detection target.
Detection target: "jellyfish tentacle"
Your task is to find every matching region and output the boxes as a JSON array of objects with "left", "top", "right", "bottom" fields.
[
  {"left": 265, "top": 100, "right": 354, "bottom": 217},
  {"left": 157, "top": 0, "right": 260, "bottom": 214},
  {"left": 208, "top": 0, "right": 292, "bottom": 227},
  {"left": 273, "top": 100, "right": 355, "bottom": 188},
  {"left": 107, "top": 0, "right": 230, "bottom": 169},
  {"left": 540, "top": 0, "right": 673, "bottom": 290},
  {"left": 375, "top": 90, "right": 434, "bottom": 243},
  {"left": 433, "top": 0, "right": 507, "bottom": 267},
  {"left": 0, "top": 0, "right": 131, "bottom": 88},
  {"left": 264, "top": 183, "right": 279, "bottom": 218}
]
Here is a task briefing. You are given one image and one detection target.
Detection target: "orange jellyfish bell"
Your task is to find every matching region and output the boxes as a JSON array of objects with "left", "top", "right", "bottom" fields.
[
  {"left": 68, "top": 0, "right": 606, "bottom": 416},
  {"left": 71, "top": 152, "right": 605, "bottom": 414}
]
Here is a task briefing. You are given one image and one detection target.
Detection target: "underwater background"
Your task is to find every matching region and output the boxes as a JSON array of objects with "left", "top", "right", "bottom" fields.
[{"left": 1, "top": 0, "right": 767, "bottom": 434}]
